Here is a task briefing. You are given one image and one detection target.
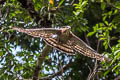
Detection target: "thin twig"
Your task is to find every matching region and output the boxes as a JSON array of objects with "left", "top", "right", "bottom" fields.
[
  {"left": 84, "top": 32, "right": 90, "bottom": 46},
  {"left": 87, "top": 60, "right": 98, "bottom": 80},
  {"left": 87, "top": 65, "right": 92, "bottom": 80},
  {"left": 96, "top": 40, "right": 100, "bottom": 52},
  {"left": 108, "top": 37, "right": 112, "bottom": 50}
]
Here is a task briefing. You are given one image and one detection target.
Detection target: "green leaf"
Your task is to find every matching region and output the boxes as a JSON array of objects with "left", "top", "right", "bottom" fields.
[
  {"left": 0, "top": 51, "right": 3, "bottom": 56},
  {"left": 103, "top": 16, "right": 107, "bottom": 21},
  {"left": 100, "top": 0, "right": 104, "bottom": 2},
  {"left": 115, "top": 1, "right": 120, "bottom": 8},
  {"left": 81, "top": 1, "right": 88, "bottom": 7},
  {"left": 99, "top": 37, "right": 106, "bottom": 40},
  {"left": 95, "top": 33, "right": 99, "bottom": 38},
  {"left": 105, "top": 21, "right": 109, "bottom": 25},
  {"left": 113, "top": 10, "right": 118, "bottom": 14},
  {"left": 118, "top": 40, "right": 120, "bottom": 43},
  {"left": 112, "top": 62, "right": 120, "bottom": 71},
  {"left": 115, "top": 68, "right": 120, "bottom": 75},
  {"left": 87, "top": 32, "right": 95, "bottom": 37},
  {"left": 58, "top": 0, "right": 64, "bottom": 7},
  {"left": 104, "top": 69, "right": 111, "bottom": 76},
  {"left": 110, "top": 50, "right": 120, "bottom": 65},
  {"left": 108, "top": 11, "right": 112, "bottom": 15},
  {"left": 101, "top": 2, "right": 106, "bottom": 10}
]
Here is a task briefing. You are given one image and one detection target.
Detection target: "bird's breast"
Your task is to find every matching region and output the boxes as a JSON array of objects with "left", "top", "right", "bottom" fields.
[{"left": 59, "top": 34, "right": 70, "bottom": 43}]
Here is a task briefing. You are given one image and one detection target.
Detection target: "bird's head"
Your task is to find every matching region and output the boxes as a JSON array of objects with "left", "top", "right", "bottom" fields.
[
  {"left": 62, "top": 26, "right": 71, "bottom": 30},
  {"left": 60, "top": 26, "right": 71, "bottom": 35}
]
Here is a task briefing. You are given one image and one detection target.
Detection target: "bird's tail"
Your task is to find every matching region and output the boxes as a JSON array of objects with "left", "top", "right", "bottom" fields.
[
  {"left": 12, "top": 27, "right": 42, "bottom": 37},
  {"left": 12, "top": 27, "right": 27, "bottom": 33}
]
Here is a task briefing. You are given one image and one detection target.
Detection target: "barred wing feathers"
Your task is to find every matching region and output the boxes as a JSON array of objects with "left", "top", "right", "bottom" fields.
[
  {"left": 68, "top": 32, "right": 106, "bottom": 61},
  {"left": 12, "top": 27, "right": 61, "bottom": 38},
  {"left": 43, "top": 37, "right": 75, "bottom": 55}
]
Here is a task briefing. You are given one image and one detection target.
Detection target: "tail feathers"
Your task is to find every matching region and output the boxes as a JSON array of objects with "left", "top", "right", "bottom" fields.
[
  {"left": 12, "top": 27, "right": 42, "bottom": 37},
  {"left": 12, "top": 27, "right": 26, "bottom": 33}
]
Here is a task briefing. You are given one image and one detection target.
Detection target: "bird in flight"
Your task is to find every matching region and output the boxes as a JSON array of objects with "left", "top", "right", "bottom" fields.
[{"left": 12, "top": 26, "right": 109, "bottom": 62}]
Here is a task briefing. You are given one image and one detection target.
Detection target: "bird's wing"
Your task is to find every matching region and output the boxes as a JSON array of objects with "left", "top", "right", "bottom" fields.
[
  {"left": 12, "top": 27, "right": 75, "bottom": 55},
  {"left": 12, "top": 27, "right": 61, "bottom": 38},
  {"left": 43, "top": 37, "right": 75, "bottom": 55},
  {"left": 67, "top": 32, "right": 106, "bottom": 61}
]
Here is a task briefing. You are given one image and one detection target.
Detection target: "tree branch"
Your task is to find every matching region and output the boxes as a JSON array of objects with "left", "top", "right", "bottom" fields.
[
  {"left": 33, "top": 45, "right": 52, "bottom": 80},
  {"left": 87, "top": 60, "right": 98, "bottom": 80},
  {"left": 39, "top": 59, "right": 72, "bottom": 80}
]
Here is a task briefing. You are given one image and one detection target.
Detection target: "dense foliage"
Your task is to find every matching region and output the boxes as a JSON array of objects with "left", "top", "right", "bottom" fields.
[{"left": 0, "top": 0, "right": 120, "bottom": 80}]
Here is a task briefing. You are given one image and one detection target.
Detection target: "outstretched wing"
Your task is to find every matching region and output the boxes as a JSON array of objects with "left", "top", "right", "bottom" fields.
[
  {"left": 12, "top": 27, "right": 61, "bottom": 38},
  {"left": 12, "top": 27, "right": 75, "bottom": 55},
  {"left": 67, "top": 32, "right": 107, "bottom": 61},
  {"left": 43, "top": 37, "right": 75, "bottom": 55}
]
